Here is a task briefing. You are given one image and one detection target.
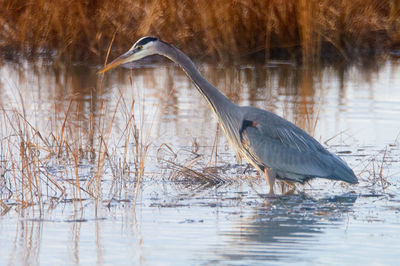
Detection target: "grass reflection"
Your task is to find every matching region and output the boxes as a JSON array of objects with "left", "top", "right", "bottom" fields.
[{"left": 0, "top": 58, "right": 398, "bottom": 211}]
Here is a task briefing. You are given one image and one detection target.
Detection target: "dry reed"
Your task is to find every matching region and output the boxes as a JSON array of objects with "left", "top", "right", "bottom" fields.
[
  {"left": 0, "top": 0, "right": 399, "bottom": 63},
  {"left": 0, "top": 77, "right": 155, "bottom": 210}
]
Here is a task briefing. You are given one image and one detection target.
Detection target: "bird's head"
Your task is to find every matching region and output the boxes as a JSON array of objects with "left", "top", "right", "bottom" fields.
[{"left": 98, "top": 36, "right": 160, "bottom": 74}]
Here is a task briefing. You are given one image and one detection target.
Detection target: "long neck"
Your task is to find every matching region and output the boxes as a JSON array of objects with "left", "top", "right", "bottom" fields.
[{"left": 159, "top": 43, "right": 238, "bottom": 119}]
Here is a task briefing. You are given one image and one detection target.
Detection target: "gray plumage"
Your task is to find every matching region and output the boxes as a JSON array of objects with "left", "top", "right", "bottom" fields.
[{"left": 99, "top": 36, "right": 358, "bottom": 194}]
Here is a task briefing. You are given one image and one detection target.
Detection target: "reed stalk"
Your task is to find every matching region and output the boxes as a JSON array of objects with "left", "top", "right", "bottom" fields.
[{"left": 0, "top": 0, "right": 398, "bottom": 63}]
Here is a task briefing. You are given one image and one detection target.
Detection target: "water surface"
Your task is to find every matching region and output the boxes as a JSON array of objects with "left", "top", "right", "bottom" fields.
[{"left": 0, "top": 58, "right": 400, "bottom": 265}]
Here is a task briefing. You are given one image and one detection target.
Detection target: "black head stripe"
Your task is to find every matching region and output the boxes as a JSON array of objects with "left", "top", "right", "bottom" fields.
[{"left": 135, "top": 37, "right": 158, "bottom": 47}]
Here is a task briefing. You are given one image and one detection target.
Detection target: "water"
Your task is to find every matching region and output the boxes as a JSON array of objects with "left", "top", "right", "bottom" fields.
[{"left": 0, "top": 57, "right": 400, "bottom": 265}]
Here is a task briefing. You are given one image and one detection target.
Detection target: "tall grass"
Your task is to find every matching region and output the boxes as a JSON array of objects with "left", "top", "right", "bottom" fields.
[
  {"left": 0, "top": 0, "right": 399, "bottom": 63},
  {"left": 0, "top": 76, "right": 154, "bottom": 210}
]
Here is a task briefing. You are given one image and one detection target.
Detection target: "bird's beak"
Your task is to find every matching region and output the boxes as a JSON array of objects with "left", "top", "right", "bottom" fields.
[{"left": 97, "top": 50, "right": 135, "bottom": 74}]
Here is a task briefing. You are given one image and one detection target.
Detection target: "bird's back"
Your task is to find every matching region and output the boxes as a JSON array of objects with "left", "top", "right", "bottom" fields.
[{"left": 238, "top": 106, "right": 357, "bottom": 184}]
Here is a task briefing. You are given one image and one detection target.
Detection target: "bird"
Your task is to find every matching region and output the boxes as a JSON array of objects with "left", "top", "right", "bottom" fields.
[{"left": 98, "top": 36, "right": 358, "bottom": 195}]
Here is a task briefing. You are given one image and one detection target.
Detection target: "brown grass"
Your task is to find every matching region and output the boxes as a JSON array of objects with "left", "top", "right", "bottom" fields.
[
  {"left": 0, "top": 77, "right": 154, "bottom": 210},
  {"left": 157, "top": 143, "right": 229, "bottom": 188},
  {"left": 0, "top": 0, "right": 399, "bottom": 63}
]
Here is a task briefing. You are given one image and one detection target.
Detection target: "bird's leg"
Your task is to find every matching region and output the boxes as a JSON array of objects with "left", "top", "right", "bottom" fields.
[
  {"left": 265, "top": 168, "right": 276, "bottom": 195},
  {"left": 282, "top": 180, "right": 296, "bottom": 195},
  {"left": 242, "top": 163, "right": 251, "bottom": 175}
]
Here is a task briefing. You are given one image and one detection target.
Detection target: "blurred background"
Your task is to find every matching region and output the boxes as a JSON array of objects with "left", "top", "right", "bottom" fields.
[{"left": 1, "top": 0, "right": 399, "bottom": 63}]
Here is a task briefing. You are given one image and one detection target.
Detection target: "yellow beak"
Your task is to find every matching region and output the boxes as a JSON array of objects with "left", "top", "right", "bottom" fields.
[{"left": 97, "top": 50, "right": 134, "bottom": 74}]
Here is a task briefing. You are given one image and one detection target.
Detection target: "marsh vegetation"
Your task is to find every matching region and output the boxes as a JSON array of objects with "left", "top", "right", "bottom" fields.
[
  {"left": 0, "top": 1, "right": 400, "bottom": 264},
  {"left": 1, "top": 59, "right": 399, "bottom": 264},
  {"left": 1, "top": 0, "right": 399, "bottom": 62}
]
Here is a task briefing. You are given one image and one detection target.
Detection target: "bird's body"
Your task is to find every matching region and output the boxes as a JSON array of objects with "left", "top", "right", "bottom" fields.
[
  {"left": 99, "top": 36, "right": 358, "bottom": 194},
  {"left": 234, "top": 106, "right": 356, "bottom": 184}
]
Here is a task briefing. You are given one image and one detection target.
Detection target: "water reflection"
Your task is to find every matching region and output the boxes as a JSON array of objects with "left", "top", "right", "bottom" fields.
[
  {"left": 7, "top": 210, "right": 42, "bottom": 265},
  {"left": 0, "top": 58, "right": 400, "bottom": 265},
  {"left": 70, "top": 218, "right": 81, "bottom": 265},
  {"left": 217, "top": 194, "right": 357, "bottom": 263},
  {"left": 1, "top": 59, "right": 399, "bottom": 147}
]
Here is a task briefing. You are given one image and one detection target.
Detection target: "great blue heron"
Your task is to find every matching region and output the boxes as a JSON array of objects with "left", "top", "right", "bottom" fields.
[{"left": 98, "top": 36, "right": 358, "bottom": 194}]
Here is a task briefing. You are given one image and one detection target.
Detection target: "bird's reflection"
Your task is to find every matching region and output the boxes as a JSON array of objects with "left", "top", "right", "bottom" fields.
[{"left": 215, "top": 193, "right": 357, "bottom": 262}]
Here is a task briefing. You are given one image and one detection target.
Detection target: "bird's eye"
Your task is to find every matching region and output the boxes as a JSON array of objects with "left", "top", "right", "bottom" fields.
[{"left": 137, "top": 45, "right": 143, "bottom": 50}]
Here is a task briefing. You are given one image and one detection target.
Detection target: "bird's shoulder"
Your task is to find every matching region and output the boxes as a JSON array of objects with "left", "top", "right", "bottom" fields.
[{"left": 239, "top": 106, "right": 326, "bottom": 153}]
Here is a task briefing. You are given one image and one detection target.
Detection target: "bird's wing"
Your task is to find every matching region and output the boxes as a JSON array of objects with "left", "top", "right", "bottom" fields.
[{"left": 239, "top": 113, "right": 333, "bottom": 178}]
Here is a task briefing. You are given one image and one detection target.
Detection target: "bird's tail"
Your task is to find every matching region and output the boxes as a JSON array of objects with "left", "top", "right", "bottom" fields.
[{"left": 328, "top": 154, "right": 358, "bottom": 184}]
